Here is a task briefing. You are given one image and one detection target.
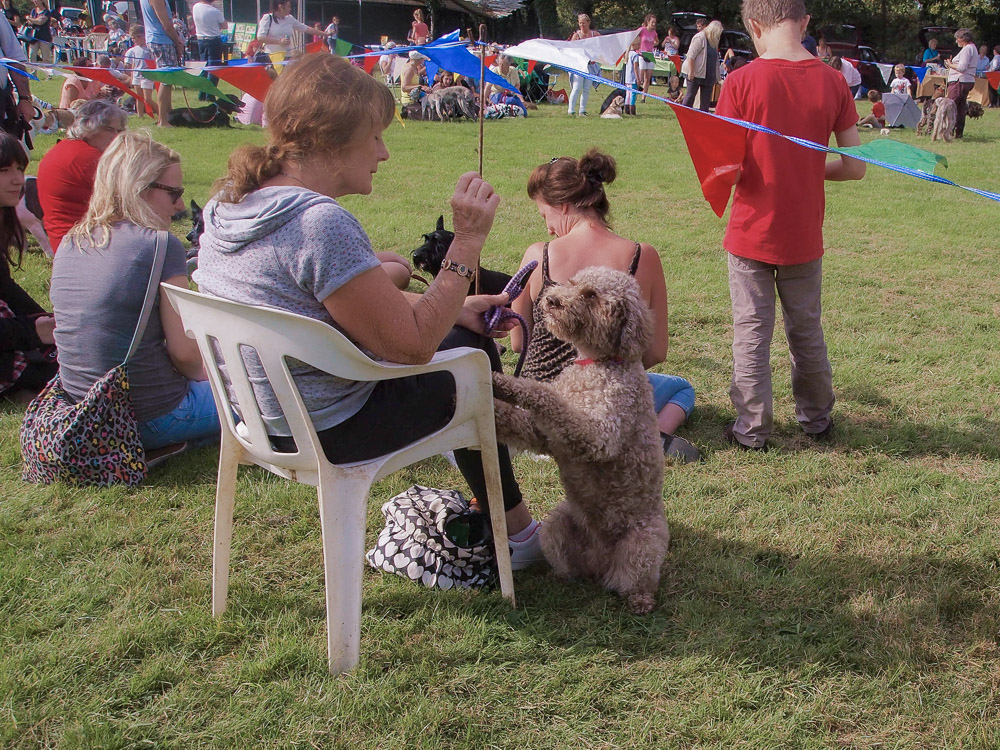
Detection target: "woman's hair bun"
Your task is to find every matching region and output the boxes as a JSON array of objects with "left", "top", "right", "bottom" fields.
[{"left": 578, "top": 148, "right": 616, "bottom": 188}]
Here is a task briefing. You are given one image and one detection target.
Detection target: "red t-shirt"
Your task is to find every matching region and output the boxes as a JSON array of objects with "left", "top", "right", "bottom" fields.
[
  {"left": 37, "top": 138, "right": 102, "bottom": 254},
  {"left": 872, "top": 101, "right": 885, "bottom": 123},
  {"left": 715, "top": 58, "right": 858, "bottom": 265}
]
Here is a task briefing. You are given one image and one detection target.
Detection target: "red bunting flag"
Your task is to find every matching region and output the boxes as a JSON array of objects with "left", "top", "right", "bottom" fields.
[
  {"left": 211, "top": 65, "right": 274, "bottom": 103},
  {"left": 304, "top": 39, "right": 326, "bottom": 54},
  {"left": 66, "top": 66, "right": 154, "bottom": 116},
  {"left": 484, "top": 54, "right": 496, "bottom": 68},
  {"left": 670, "top": 104, "right": 746, "bottom": 217},
  {"left": 987, "top": 71, "right": 1000, "bottom": 91},
  {"left": 362, "top": 55, "right": 378, "bottom": 74},
  {"left": 527, "top": 60, "right": 536, "bottom": 74},
  {"left": 670, "top": 55, "right": 681, "bottom": 72}
]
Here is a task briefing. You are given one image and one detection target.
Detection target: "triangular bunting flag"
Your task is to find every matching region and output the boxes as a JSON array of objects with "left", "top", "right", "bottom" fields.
[
  {"left": 672, "top": 105, "right": 746, "bottom": 216},
  {"left": 877, "top": 63, "right": 893, "bottom": 85},
  {"left": 363, "top": 54, "right": 378, "bottom": 74},
  {"left": 987, "top": 71, "right": 1000, "bottom": 91},
  {"left": 424, "top": 59, "right": 438, "bottom": 86},
  {"left": 839, "top": 139, "right": 947, "bottom": 174},
  {"left": 211, "top": 65, "right": 273, "bottom": 102},
  {"left": 67, "top": 66, "right": 153, "bottom": 115},
  {"left": 141, "top": 68, "right": 228, "bottom": 99},
  {"left": 334, "top": 37, "right": 354, "bottom": 56},
  {"left": 913, "top": 66, "right": 927, "bottom": 82}
]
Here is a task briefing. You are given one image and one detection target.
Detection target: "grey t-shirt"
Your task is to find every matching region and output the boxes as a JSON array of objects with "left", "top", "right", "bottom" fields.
[
  {"left": 193, "top": 187, "right": 382, "bottom": 436},
  {"left": 51, "top": 223, "right": 190, "bottom": 422}
]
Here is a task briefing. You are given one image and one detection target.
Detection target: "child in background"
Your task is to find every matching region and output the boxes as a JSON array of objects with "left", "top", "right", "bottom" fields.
[
  {"left": 666, "top": 74, "right": 683, "bottom": 101},
  {"left": 889, "top": 63, "right": 911, "bottom": 96},
  {"left": 715, "top": 0, "right": 865, "bottom": 451},
  {"left": 124, "top": 25, "right": 157, "bottom": 119},
  {"left": 623, "top": 37, "right": 642, "bottom": 115},
  {"left": 857, "top": 89, "right": 885, "bottom": 127}
]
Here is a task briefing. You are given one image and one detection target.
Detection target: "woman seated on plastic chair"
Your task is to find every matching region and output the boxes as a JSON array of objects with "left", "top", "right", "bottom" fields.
[
  {"left": 50, "top": 132, "right": 220, "bottom": 452},
  {"left": 194, "top": 53, "right": 543, "bottom": 570}
]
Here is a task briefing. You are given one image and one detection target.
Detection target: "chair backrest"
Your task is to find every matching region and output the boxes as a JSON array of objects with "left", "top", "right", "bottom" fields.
[
  {"left": 83, "top": 32, "right": 107, "bottom": 51},
  {"left": 161, "top": 284, "right": 408, "bottom": 474}
]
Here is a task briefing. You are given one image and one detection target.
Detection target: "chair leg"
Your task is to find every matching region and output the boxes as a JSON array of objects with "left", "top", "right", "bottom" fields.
[
  {"left": 212, "top": 433, "right": 243, "bottom": 618},
  {"left": 317, "top": 466, "right": 377, "bottom": 675},
  {"left": 478, "top": 425, "right": 516, "bottom": 608}
]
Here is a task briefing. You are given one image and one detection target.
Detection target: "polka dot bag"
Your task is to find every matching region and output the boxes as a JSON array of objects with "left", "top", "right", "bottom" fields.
[{"left": 366, "top": 485, "right": 497, "bottom": 590}]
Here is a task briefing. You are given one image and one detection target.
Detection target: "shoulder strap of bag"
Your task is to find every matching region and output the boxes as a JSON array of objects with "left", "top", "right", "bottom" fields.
[{"left": 121, "top": 230, "right": 167, "bottom": 366}]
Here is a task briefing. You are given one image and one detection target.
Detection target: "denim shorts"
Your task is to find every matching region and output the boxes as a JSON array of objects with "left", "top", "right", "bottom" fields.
[
  {"left": 139, "top": 380, "right": 221, "bottom": 449},
  {"left": 648, "top": 373, "right": 695, "bottom": 417}
]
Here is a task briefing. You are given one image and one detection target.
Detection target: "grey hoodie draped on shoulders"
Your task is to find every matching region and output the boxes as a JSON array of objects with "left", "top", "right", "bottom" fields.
[{"left": 193, "top": 186, "right": 382, "bottom": 436}]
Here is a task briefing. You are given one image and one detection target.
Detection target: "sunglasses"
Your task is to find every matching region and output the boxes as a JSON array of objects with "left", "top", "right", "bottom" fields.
[{"left": 148, "top": 182, "right": 185, "bottom": 201}]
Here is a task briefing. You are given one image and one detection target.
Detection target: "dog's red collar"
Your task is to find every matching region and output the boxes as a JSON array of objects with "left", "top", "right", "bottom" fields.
[{"left": 574, "top": 357, "right": 623, "bottom": 366}]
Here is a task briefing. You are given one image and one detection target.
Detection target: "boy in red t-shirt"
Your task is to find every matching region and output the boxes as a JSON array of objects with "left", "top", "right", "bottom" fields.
[
  {"left": 858, "top": 89, "right": 886, "bottom": 128},
  {"left": 715, "top": 0, "right": 866, "bottom": 450}
]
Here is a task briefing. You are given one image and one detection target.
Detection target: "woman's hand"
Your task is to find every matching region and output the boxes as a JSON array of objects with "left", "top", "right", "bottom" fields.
[
  {"left": 449, "top": 172, "right": 500, "bottom": 258},
  {"left": 34, "top": 314, "right": 54, "bottom": 345},
  {"left": 457, "top": 291, "right": 512, "bottom": 336}
]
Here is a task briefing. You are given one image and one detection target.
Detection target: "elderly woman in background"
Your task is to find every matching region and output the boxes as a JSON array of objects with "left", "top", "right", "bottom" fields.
[
  {"left": 50, "top": 131, "right": 218, "bottom": 452},
  {"left": 945, "top": 28, "right": 979, "bottom": 138},
  {"left": 681, "top": 19, "right": 722, "bottom": 111},
  {"left": 59, "top": 58, "right": 103, "bottom": 108},
  {"left": 36, "top": 99, "right": 127, "bottom": 254},
  {"left": 195, "top": 53, "right": 544, "bottom": 568}
]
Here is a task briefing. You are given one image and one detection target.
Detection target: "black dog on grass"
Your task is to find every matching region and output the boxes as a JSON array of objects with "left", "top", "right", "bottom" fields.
[
  {"left": 167, "top": 96, "right": 244, "bottom": 128},
  {"left": 412, "top": 215, "right": 512, "bottom": 295}
]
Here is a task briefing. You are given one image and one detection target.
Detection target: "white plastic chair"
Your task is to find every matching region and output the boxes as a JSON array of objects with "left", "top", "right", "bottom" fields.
[{"left": 160, "top": 284, "right": 516, "bottom": 674}]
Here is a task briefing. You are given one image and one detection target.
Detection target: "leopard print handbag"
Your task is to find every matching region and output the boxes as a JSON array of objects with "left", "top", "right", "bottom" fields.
[{"left": 20, "top": 232, "right": 168, "bottom": 487}]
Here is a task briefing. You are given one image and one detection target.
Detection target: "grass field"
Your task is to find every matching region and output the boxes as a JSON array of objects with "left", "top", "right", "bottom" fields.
[{"left": 3, "top": 75, "right": 1000, "bottom": 749}]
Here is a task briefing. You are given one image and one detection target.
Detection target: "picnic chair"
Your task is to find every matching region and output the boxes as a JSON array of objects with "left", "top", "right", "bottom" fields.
[{"left": 160, "top": 284, "right": 516, "bottom": 675}]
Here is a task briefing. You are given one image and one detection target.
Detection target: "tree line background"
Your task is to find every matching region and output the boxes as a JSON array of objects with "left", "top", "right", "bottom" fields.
[{"left": 519, "top": 0, "right": 1000, "bottom": 62}]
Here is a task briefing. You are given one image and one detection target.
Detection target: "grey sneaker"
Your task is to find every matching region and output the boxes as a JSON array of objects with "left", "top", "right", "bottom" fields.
[
  {"left": 662, "top": 433, "right": 701, "bottom": 464},
  {"left": 508, "top": 523, "right": 544, "bottom": 570}
]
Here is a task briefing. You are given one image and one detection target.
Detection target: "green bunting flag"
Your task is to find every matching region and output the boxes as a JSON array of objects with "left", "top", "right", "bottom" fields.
[
  {"left": 838, "top": 139, "right": 948, "bottom": 175},
  {"left": 140, "top": 69, "right": 229, "bottom": 100},
  {"left": 334, "top": 37, "right": 353, "bottom": 57}
]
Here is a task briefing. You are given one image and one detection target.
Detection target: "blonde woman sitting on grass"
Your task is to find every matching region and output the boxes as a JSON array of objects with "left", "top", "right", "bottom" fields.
[{"left": 50, "top": 131, "right": 220, "bottom": 453}]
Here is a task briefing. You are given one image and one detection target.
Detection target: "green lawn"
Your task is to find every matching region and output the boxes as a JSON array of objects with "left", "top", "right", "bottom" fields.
[{"left": 4, "top": 76, "right": 1000, "bottom": 748}]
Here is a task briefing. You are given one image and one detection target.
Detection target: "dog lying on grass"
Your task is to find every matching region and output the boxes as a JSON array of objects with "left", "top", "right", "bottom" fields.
[{"left": 491, "top": 267, "right": 668, "bottom": 614}]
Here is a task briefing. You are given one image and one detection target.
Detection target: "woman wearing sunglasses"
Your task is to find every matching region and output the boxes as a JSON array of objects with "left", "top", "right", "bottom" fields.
[{"left": 49, "top": 131, "right": 219, "bottom": 454}]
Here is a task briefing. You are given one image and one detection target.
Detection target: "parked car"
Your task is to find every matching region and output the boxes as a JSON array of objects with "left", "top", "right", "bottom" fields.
[
  {"left": 720, "top": 29, "right": 754, "bottom": 60},
  {"left": 671, "top": 12, "right": 754, "bottom": 61}
]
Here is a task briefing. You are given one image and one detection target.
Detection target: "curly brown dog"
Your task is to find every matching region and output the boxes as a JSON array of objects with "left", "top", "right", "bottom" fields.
[{"left": 492, "top": 267, "right": 668, "bottom": 614}]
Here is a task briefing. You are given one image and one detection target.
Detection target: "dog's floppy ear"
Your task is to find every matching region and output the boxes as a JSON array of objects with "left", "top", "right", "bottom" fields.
[
  {"left": 436, "top": 215, "right": 445, "bottom": 231},
  {"left": 614, "top": 288, "right": 653, "bottom": 361}
]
